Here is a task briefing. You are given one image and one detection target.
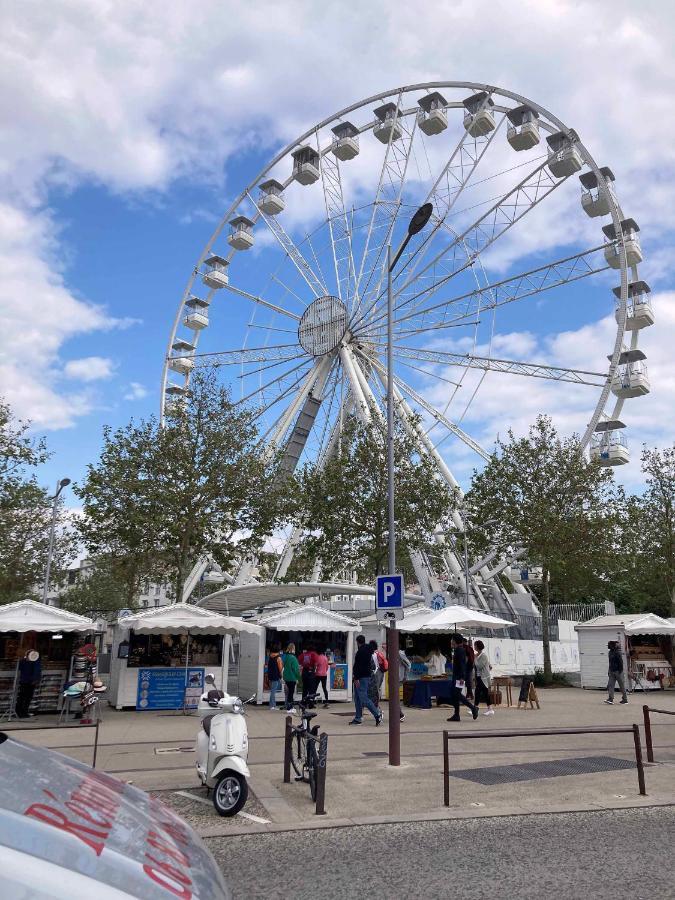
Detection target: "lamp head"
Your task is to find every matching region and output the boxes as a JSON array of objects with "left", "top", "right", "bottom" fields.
[
  {"left": 59, "top": 478, "right": 71, "bottom": 488},
  {"left": 408, "top": 202, "right": 433, "bottom": 235}
]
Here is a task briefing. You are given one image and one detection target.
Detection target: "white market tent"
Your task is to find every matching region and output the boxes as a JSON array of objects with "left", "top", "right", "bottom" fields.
[
  {"left": 118, "top": 603, "right": 263, "bottom": 636},
  {"left": 575, "top": 613, "right": 675, "bottom": 689},
  {"left": 397, "top": 604, "right": 515, "bottom": 633},
  {"left": 111, "top": 603, "right": 263, "bottom": 709},
  {"left": 0, "top": 599, "right": 96, "bottom": 633},
  {"left": 258, "top": 606, "right": 361, "bottom": 632}
]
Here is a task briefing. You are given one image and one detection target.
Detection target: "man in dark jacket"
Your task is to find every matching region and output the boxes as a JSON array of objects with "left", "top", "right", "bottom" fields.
[
  {"left": 447, "top": 633, "right": 478, "bottom": 722},
  {"left": 16, "top": 650, "right": 42, "bottom": 718},
  {"left": 349, "top": 635, "right": 382, "bottom": 726},
  {"left": 605, "top": 641, "right": 628, "bottom": 704}
]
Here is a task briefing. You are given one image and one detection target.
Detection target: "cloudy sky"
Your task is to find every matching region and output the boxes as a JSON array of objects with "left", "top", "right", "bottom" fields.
[{"left": 1, "top": 0, "right": 673, "bottom": 496}]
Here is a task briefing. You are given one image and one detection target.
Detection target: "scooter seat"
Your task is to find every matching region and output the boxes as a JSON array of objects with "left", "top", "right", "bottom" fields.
[
  {"left": 303, "top": 712, "right": 317, "bottom": 721},
  {"left": 202, "top": 714, "right": 217, "bottom": 736}
]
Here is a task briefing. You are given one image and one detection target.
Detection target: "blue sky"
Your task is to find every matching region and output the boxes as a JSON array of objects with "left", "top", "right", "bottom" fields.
[{"left": 2, "top": 0, "right": 673, "bottom": 500}]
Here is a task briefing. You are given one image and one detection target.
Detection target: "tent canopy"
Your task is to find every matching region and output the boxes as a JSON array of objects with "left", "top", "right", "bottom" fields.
[
  {"left": 575, "top": 613, "right": 675, "bottom": 636},
  {"left": 258, "top": 606, "right": 361, "bottom": 633},
  {"left": 118, "top": 602, "right": 263, "bottom": 636},
  {"left": 0, "top": 599, "right": 96, "bottom": 634},
  {"left": 397, "top": 605, "right": 515, "bottom": 634},
  {"left": 199, "top": 582, "right": 422, "bottom": 616}
]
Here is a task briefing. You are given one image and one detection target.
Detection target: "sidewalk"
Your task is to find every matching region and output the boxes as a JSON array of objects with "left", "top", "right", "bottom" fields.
[{"left": 4, "top": 687, "right": 674, "bottom": 835}]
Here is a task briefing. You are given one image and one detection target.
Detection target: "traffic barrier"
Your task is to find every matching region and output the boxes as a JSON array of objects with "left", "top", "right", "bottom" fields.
[
  {"left": 642, "top": 704, "right": 675, "bottom": 763},
  {"left": 1, "top": 719, "right": 101, "bottom": 768},
  {"left": 442, "top": 724, "right": 646, "bottom": 805}
]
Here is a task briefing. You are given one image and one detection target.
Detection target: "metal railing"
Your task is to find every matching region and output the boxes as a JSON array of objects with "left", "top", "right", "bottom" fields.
[
  {"left": 1, "top": 720, "right": 101, "bottom": 768},
  {"left": 442, "top": 725, "right": 647, "bottom": 803},
  {"left": 642, "top": 704, "right": 675, "bottom": 763}
]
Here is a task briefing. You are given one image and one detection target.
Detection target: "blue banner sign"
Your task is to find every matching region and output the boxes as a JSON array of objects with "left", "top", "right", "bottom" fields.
[{"left": 136, "top": 667, "right": 204, "bottom": 710}]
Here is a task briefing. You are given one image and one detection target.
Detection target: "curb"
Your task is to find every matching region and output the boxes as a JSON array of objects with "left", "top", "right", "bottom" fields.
[{"left": 198, "top": 795, "right": 675, "bottom": 840}]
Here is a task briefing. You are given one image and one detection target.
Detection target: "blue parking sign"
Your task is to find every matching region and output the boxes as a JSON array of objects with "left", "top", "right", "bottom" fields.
[{"left": 376, "top": 574, "right": 403, "bottom": 620}]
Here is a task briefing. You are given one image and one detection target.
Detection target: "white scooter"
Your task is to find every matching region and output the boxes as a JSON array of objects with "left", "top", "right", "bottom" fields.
[{"left": 195, "top": 673, "right": 255, "bottom": 816}]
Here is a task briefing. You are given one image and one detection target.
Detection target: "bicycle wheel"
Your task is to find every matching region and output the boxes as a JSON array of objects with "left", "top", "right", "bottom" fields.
[
  {"left": 307, "top": 740, "right": 318, "bottom": 802},
  {"left": 290, "top": 731, "right": 306, "bottom": 777}
]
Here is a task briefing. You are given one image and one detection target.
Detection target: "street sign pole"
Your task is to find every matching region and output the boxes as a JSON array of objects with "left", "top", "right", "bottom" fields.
[{"left": 386, "top": 242, "right": 401, "bottom": 767}]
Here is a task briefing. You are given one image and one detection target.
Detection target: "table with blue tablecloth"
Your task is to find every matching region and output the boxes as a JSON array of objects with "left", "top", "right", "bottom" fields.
[{"left": 404, "top": 678, "right": 454, "bottom": 709}]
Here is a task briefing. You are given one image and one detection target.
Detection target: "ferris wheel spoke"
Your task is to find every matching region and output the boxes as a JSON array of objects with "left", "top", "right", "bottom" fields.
[
  {"left": 319, "top": 145, "right": 358, "bottom": 311},
  {"left": 235, "top": 358, "right": 313, "bottom": 408},
  {"left": 366, "top": 354, "right": 489, "bottom": 461},
  {"left": 187, "top": 344, "right": 302, "bottom": 366},
  {"left": 390, "top": 345, "right": 608, "bottom": 386},
  {"left": 221, "top": 282, "right": 301, "bottom": 320},
  {"left": 248, "top": 192, "right": 328, "bottom": 299},
  {"left": 393, "top": 157, "right": 570, "bottom": 316},
  {"left": 352, "top": 92, "right": 417, "bottom": 317},
  {"left": 236, "top": 351, "right": 309, "bottom": 381}
]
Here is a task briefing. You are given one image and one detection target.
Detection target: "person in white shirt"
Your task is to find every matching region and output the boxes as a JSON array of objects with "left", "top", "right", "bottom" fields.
[
  {"left": 473, "top": 640, "right": 494, "bottom": 715},
  {"left": 423, "top": 646, "right": 447, "bottom": 677}
]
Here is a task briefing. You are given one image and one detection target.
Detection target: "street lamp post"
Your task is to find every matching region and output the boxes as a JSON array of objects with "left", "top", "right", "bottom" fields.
[
  {"left": 42, "top": 478, "right": 71, "bottom": 604},
  {"left": 387, "top": 202, "right": 433, "bottom": 767}
]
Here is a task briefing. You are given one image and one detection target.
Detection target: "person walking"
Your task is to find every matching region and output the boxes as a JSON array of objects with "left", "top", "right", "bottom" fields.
[
  {"left": 464, "top": 638, "right": 476, "bottom": 701},
  {"left": 398, "top": 647, "right": 411, "bottom": 722},
  {"left": 605, "top": 640, "right": 628, "bottom": 704},
  {"left": 350, "top": 635, "right": 382, "bottom": 726},
  {"left": 16, "top": 650, "right": 42, "bottom": 719},
  {"left": 267, "top": 643, "right": 283, "bottom": 710},
  {"left": 373, "top": 642, "right": 389, "bottom": 703},
  {"left": 315, "top": 648, "right": 330, "bottom": 707},
  {"left": 473, "top": 640, "right": 494, "bottom": 716},
  {"left": 283, "top": 643, "right": 300, "bottom": 713},
  {"left": 299, "top": 645, "right": 318, "bottom": 703},
  {"left": 447, "top": 633, "right": 478, "bottom": 722}
]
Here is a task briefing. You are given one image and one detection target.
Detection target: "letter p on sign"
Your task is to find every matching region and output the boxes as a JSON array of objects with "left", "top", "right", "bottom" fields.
[{"left": 376, "top": 575, "right": 404, "bottom": 621}]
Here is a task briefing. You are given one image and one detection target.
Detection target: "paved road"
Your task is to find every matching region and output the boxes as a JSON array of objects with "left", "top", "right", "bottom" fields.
[{"left": 209, "top": 806, "right": 675, "bottom": 900}]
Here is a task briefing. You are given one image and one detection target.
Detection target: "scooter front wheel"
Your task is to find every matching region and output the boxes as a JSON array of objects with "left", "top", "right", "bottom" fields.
[{"left": 212, "top": 772, "right": 248, "bottom": 817}]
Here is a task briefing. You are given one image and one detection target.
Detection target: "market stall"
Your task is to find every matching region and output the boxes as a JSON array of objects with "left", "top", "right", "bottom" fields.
[
  {"left": 237, "top": 606, "right": 361, "bottom": 704},
  {"left": 576, "top": 613, "right": 675, "bottom": 691},
  {"left": 395, "top": 606, "right": 516, "bottom": 708},
  {"left": 109, "top": 603, "right": 264, "bottom": 710},
  {"left": 0, "top": 600, "right": 98, "bottom": 717}
]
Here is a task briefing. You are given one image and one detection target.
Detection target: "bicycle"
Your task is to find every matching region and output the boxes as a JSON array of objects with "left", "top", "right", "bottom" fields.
[{"left": 289, "top": 693, "right": 321, "bottom": 801}]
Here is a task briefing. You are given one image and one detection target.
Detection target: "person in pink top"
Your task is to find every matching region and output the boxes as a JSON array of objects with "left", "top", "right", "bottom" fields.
[{"left": 314, "top": 649, "right": 330, "bottom": 707}]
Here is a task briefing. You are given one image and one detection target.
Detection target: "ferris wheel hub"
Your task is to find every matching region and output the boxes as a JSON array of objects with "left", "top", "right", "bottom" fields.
[{"left": 298, "top": 295, "right": 348, "bottom": 356}]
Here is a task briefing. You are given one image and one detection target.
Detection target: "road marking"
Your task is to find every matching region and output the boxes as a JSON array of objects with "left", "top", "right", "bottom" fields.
[
  {"left": 237, "top": 811, "right": 271, "bottom": 824},
  {"left": 470, "top": 802, "right": 485, "bottom": 808},
  {"left": 174, "top": 790, "right": 212, "bottom": 807}
]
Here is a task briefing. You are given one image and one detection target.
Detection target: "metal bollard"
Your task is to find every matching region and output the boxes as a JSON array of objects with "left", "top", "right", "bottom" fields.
[
  {"left": 315, "top": 732, "right": 328, "bottom": 815},
  {"left": 633, "top": 723, "right": 647, "bottom": 796},
  {"left": 283, "top": 716, "right": 292, "bottom": 784},
  {"left": 643, "top": 705, "right": 654, "bottom": 763},
  {"left": 443, "top": 731, "right": 450, "bottom": 807}
]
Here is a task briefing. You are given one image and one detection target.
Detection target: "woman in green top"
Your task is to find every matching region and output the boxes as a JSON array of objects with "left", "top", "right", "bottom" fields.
[{"left": 283, "top": 643, "right": 300, "bottom": 713}]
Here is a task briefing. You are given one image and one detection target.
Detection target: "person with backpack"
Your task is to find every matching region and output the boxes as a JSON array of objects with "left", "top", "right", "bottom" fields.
[
  {"left": 447, "top": 632, "right": 479, "bottom": 722},
  {"left": 605, "top": 640, "right": 628, "bottom": 704},
  {"left": 267, "top": 642, "right": 283, "bottom": 710},
  {"left": 283, "top": 643, "right": 300, "bottom": 714},
  {"left": 373, "top": 641, "right": 389, "bottom": 701}
]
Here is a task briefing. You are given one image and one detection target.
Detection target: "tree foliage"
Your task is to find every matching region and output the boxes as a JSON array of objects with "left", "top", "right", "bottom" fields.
[
  {"left": 289, "top": 415, "right": 457, "bottom": 582},
  {"left": 0, "top": 399, "right": 75, "bottom": 603},
  {"left": 465, "top": 416, "right": 617, "bottom": 679},
  {"left": 75, "top": 369, "right": 287, "bottom": 601},
  {"left": 60, "top": 556, "right": 135, "bottom": 618}
]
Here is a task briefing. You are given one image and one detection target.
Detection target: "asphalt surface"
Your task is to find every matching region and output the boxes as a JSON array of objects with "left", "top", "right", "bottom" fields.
[{"left": 209, "top": 806, "right": 675, "bottom": 900}]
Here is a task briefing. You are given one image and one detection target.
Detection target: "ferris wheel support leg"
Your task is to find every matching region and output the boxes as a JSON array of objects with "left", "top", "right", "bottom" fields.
[{"left": 339, "top": 346, "right": 372, "bottom": 425}]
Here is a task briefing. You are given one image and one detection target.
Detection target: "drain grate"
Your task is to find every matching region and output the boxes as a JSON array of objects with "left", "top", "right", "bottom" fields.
[{"left": 448, "top": 755, "right": 635, "bottom": 785}]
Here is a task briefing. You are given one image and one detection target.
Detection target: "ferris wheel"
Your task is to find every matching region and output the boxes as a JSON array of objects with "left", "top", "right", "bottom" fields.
[{"left": 162, "top": 81, "right": 653, "bottom": 611}]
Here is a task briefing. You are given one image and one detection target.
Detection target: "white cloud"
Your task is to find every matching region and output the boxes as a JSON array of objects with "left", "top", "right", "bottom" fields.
[
  {"left": 64, "top": 356, "right": 115, "bottom": 382},
  {"left": 1, "top": 0, "right": 674, "bottom": 438},
  {"left": 124, "top": 382, "right": 149, "bottom": 401}
]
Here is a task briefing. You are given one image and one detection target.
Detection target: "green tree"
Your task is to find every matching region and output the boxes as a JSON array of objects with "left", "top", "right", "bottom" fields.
[
  {"left": 290, "top": 415, "right": 457, "bottom": 582},
  {"left": 0, "top": 399, "right": 75, "bottom": 603},
  {"left": 76, "top": 369, "right": 286, "bottom": 601},
  {"left": 60, "top": 556, "right": 136, "bottom": 618},
  {"left": 465, "top": 416, "right": 617, "bottom": 680},
  {"left": 640, "top": 445, "right": 675, "bottom": 615}
]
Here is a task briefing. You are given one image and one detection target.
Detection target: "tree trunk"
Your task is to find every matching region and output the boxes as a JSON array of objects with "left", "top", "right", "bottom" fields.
[{"left": 541, "top": 567, "right": 552, "bottom": 683}]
